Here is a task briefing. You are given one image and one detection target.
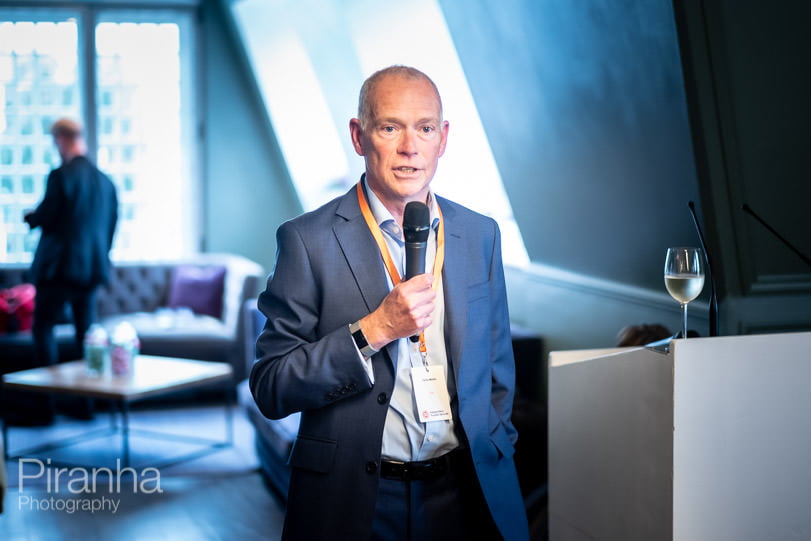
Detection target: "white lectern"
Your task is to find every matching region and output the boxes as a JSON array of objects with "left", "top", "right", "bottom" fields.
[{"left": 548, "top": 332, "right": 811, "bottom": 541}]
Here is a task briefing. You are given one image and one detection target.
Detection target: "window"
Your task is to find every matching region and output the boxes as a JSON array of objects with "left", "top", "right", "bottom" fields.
[
  {"left": 95, "top": 12, "right": 199, "bottom": 260},
  {"left": 0, "top": 12, "right": 79, "bottom": 263},
  {"left": 0, "top": 6, "right": 198, "bottom": 263}
]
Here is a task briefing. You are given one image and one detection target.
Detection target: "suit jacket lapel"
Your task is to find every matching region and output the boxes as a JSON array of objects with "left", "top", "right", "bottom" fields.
[
  {"left": 438, "top": 198, "right": 467, "bottom": 386},
  {"left": 333, "top": 188, "right": 389, "bottom": 309},
  {"left": 333, "top": 187, "right": 398, "bottom": 367}
]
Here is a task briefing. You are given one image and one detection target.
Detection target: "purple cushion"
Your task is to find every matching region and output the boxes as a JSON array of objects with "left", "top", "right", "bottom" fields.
[{"left": 167, "top": 265, "right": 226, "bottom": 319}]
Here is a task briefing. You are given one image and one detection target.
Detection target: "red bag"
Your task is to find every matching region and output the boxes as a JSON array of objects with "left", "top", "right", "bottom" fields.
[{"left": 0, "top": 283, "right": 36, "bottom": 334}]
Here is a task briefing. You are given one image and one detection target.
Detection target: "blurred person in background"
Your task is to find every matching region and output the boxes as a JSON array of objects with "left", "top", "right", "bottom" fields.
[{"left": 24, "top": 118, "right": 118, "bottom": 420}]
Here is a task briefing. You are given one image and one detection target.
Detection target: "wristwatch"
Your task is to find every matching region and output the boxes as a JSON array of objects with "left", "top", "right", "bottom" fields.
[{"left": 349, "top": 320, "right": 379, "bottom": 357}]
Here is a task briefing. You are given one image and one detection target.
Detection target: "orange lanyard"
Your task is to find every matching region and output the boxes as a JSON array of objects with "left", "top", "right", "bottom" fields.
[{"left": 356, "top": 182, "right": 445, "bottom": 358}]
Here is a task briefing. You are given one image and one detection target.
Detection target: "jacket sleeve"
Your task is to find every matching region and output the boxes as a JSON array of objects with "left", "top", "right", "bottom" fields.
[
  {"left": 249, "top": 220, "right": 373, "bottom": 420},
  {"left": 108, "top": 183, "right": 119, "bottom": 248},
  {"left": 25, "top": 170, "right": 63, "bottom": 231}
]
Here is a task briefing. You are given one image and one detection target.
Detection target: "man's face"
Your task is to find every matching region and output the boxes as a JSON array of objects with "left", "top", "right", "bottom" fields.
[
  {"left": 350, "top": 75, "right": 449, "bottom": 208},
  {"left": 53, "top": 134, "right": 70, "bottom": 161}
]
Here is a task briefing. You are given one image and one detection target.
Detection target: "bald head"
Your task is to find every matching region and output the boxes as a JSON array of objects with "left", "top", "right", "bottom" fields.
[
  {"left": 50, "top": 118, "right": 82, "bottom": 139},
  {"left": 357, "top": 66, "right": 443, "bottom": 132}
]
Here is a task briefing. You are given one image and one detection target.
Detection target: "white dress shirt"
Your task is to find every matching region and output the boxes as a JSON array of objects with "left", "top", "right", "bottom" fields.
[{"left": 356, "top": 180, "right": 459, "bottom": 462}]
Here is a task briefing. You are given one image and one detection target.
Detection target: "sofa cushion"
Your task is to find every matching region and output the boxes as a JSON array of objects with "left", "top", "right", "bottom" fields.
[
  {"left": 102, "top": 310, "right": 228, "bottom": 336},
  {"left": 101, "top": 311, "right": 233, "bottom": 365},
  {"left": 0, "top": 283, "right": 35, "bottom": 333},
  {"left": 168, "top": 265, "right": 226, "bottom": 319}
]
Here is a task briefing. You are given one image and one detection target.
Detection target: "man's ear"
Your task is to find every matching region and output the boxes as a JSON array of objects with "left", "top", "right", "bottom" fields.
[
  {"left": 437, "top": 120, "right": 450, "bottom": 157},
  {"left": 349, "top": 118, "right": 365, "bottom": 156}
]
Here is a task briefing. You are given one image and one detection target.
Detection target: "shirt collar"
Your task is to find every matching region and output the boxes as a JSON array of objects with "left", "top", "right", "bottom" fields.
[{"left": 362, "top": 175, "right": 441, "bottom": 236}]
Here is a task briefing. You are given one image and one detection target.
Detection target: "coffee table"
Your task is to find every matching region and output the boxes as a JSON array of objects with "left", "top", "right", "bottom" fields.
[{"left": 1, "top": 355, "right": 234, "bottom": 468}]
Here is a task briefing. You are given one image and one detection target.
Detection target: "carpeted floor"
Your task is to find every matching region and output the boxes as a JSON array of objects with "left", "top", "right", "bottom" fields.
[{"left": 0, "top": 402, "right": 285, "bottom": 540}]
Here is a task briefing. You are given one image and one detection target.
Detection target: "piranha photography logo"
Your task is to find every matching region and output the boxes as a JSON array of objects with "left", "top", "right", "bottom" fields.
[{"left": 17, "top": 458, "right": 163, "bottom": 514}]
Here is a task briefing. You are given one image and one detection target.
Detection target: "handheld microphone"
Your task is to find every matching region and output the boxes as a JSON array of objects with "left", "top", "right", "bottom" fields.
[
  {"left": 688, "top": 201, "right": 719, "bottom": 337},
  {"left": 742, "top": 203, "right": 811, "bottom": 269},
  {"left": 403, "top": 201, "right": 430, "bottom": 342},
  {"left": 404, "top": 201, "right": 430, "bottom": 279}
]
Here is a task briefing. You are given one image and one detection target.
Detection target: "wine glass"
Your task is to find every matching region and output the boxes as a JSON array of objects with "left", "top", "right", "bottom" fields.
[{"left": 664, "top": 247, "right": 705, "bottom": 339}]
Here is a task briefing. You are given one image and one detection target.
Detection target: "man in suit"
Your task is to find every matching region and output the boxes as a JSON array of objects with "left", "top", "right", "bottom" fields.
[
  {"left": 251, "top": 66, "right": 528, "bottom": 540},
  {"left": 25, "top": 118, "right": 118, "bottom": 371}
]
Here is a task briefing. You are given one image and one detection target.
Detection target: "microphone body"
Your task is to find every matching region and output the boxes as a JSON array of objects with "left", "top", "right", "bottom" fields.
[
  {"left": 405, "top": 241, "right": 427, "bottom": 281},
  {"left": 403, "top": 201, "right": 431, "bottom": 279},
  {"left": 403, "top": 201, "right": 430, "bottom": 342}
]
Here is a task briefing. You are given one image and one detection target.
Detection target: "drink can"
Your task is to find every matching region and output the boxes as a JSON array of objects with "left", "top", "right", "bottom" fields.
[
  {"left": 111, "top": 321, "right": 140, "bottom": 376},
  {"left": 84, "top": 324, "right": 110, "bottom": 376}
]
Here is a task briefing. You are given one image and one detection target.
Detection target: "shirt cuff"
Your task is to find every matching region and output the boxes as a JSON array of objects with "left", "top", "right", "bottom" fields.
[{"left": 351, "top": 340, "right": 376, "bottom": 385}]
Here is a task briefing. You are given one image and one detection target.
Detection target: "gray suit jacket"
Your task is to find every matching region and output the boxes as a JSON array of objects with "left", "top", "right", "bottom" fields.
[{"left": 251, "top": 185, "right": 528, "bottom": 540}]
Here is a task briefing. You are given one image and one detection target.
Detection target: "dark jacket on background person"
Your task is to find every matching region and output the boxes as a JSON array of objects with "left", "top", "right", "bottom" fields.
[{"left": 26, "top": 155, "right": 118, "bottom": 287}]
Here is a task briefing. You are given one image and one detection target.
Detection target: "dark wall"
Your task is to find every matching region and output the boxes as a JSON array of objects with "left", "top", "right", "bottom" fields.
[
  {"left": 674, "top": 0, "right": 811, "bottom": 333},
  {"left": 440, "top": 0, "right": 702, "bottom": 292}
]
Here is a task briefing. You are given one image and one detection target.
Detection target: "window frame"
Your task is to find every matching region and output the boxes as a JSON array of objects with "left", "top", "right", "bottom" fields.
[{"left": 0, "top": 0, "right": 202, "bottom": 264}]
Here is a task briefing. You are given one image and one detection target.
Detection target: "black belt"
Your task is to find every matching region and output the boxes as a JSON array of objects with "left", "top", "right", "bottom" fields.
[{"left": 380, "top": 448, "right": 464, "bottom": 482}]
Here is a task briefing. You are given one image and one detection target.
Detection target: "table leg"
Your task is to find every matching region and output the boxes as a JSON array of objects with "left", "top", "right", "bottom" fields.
[
  {"left": 120, "top": 400, "right": 131, "bottom": 468},
  {"left": 2, "top": 419, "right": 7, "bottom": 461},
  {"left": 224, "top": 387, "right": 234, "bottom": 446},
  {"left": 110, "top": 403, "right": 118, "bottom": 431}
]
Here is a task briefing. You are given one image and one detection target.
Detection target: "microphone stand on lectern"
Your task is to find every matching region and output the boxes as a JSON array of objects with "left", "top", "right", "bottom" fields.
[
  {"left": 742, "top": 203, "right": 811, "bottom": 270},
  {"left": 688, "top": 201, "right": 719, "bottom": 337}
]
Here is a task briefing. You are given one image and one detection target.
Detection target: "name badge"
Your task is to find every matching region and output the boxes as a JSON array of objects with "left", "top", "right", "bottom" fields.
[{"left": 411, "top": 365, "right": 452, "bottom": 423}]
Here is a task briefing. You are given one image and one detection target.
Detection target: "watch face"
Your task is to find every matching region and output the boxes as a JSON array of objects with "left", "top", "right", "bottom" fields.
[
  {"left": 351, "top": 322, "right": 377, "bottom": 356},
  {"left": 351, "top": 324, "right": 368, "bottom": 347},
  {"left": 352, "top": 329, "right": 365, "bottom": 345}
]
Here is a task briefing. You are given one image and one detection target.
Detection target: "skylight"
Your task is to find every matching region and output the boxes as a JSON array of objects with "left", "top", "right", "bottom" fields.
[{"left": 230, "top": 0, "right": 528, "bottom": 266}]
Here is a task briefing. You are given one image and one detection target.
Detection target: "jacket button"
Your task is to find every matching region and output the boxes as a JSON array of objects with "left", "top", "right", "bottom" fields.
[
  {"left": 365, "top": 461, "right": 377, "bottom": 474},
  {"left": 377, "top": 392, "right": 387, "bottom": 405}
]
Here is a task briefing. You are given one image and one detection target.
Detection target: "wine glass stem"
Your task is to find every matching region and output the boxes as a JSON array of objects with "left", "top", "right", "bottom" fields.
[{"left": 681, "top": 302, "right": 688, "bottom": 340}]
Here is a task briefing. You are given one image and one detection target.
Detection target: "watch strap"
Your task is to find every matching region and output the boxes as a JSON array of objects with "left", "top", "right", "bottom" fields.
[{"left": 349, "top": 320, "right": 378, "bottom": 357}]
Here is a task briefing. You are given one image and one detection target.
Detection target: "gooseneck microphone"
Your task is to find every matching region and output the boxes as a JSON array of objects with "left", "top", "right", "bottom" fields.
[
  {"left": 403, "top": 201, "right": 430, "bottom": 342},
  {"left": 688, "top": 201, "right": 719, "bottom": 337},
  {"left": 742, "top": 203, "right": 811, "bottom": 270}
]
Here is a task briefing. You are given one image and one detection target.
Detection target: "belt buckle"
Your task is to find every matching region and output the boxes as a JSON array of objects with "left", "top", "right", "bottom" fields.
[{"left": 381, "top": 453, "right": 452, "bottom": 481}]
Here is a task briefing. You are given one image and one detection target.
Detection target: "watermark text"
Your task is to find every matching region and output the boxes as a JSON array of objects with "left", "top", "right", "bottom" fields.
[{"left": 17, "top": 458, "right": 163, "bottom": 514}]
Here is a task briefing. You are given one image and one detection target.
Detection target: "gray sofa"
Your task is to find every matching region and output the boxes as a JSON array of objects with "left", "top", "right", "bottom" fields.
[
  {"left": 238, "top": 298, "right": 299, "bottom": 500},
  {"left": 0, "top": 253, "right": 264, "bottom": 383}
]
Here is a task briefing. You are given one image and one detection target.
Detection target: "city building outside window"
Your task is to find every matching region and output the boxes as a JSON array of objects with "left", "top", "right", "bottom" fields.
[{"left": 0, "top": 7, "right": 198, "bottom": 263}]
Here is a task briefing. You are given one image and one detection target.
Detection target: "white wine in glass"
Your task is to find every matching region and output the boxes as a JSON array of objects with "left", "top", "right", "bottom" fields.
[{"left": 664, "top": 247, "right": 705, "bottom": 339}]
